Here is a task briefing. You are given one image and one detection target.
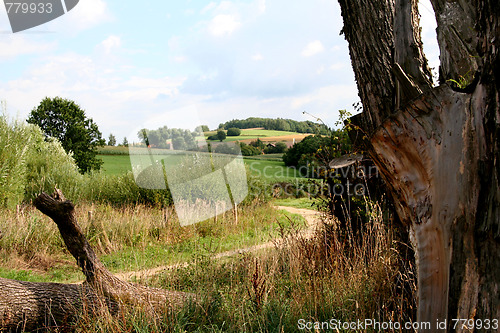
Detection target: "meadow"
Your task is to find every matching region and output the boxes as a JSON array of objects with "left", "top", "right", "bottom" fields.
[
  {"left": 98, "top": 152, "right": 303, "bottom": 181},
  {"left": 1, "top": 116, "right": 416, "bottom": 332},
  {"left": 205, "top": 128, "right": 311, "bottom": 143}
]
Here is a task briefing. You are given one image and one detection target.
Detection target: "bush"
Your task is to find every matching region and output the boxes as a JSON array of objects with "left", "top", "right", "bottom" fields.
[
  {"left": 226, "top": 127, "right": 241, "bottom": 136},
  {"left": 240, "top": 143, "right": 261, "bottom": 156},
  {"left": 263, "top": 142, "right": 287, "bottom": 154}
]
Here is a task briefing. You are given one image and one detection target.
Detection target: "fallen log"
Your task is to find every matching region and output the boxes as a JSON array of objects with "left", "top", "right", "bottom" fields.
[{"left": 0, "top": 189, "right": 194, "bottom": 331}]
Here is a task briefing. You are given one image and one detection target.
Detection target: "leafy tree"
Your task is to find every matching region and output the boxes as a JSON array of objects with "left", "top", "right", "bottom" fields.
[
  {"left": 27, "top": 97, "right": 104, "bottom": 173},
  {"left": 138, "top": 126, "right": 196, "bottom": 149},
  {"left": 263, "top": 141, "right": 287, "bottom": 154},
  {"left": 226, "top": 127, "right": 241, "bottom": 136},
  {"left": 250, "top": 138, "right": 265, "bottom": 150},
  {"left": 121, "top": 137, "right": 129, "bottom": 147},
  {"left": 240, "top": 143, "right": 261, "bottom": 156},
  {"left": 172, "top": 136, "right": 186, "bottom": 150},
  {"left": 108, "top": 133, "right": 116, "bottom": 146},
  {"left": 216, "top": 129, "right": 226, "bottom": 142},
  {"left": 283, "top": 132, "right": 350, "bottom": 176}
]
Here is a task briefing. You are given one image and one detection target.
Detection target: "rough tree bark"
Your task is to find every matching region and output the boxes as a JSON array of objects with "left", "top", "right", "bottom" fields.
[
  {"left": 0, "top": 189, "right": 193, "bottom": 332},
  {"left": 338, "top": 0, "right": 498, "bottom": 331}
]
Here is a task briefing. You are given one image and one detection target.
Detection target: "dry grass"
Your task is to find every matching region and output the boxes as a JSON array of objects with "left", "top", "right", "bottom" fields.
[{"left": 0, "top": 199, "right": 416, "bottom": 332}]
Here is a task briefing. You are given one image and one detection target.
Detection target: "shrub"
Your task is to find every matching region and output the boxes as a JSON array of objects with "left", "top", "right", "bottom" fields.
[
  {"left": 263, "top": 142, "right": 287, "bottom": 154},
  {"left": 226, "top": 127, "right": 241, "bottom": 136},
  {"left": 240, "top": 143, "right": 261, "bottom": 156}
]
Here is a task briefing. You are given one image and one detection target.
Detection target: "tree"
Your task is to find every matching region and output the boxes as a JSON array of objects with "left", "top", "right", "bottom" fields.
[
  {"left": 108, "top": 133, "right": 117, "bottom": 146},
  {"left": 264, "top": 142, "right": 287, "bottom": 154},
  {"left": 0, "top": 189, "right": 193, "bottom": 331},
  {"left": 121, "top": 137, "right": 129, "bottom": 147},
  {"left": 338, "top": 0, "right": 498, "bottom": 325},
  {"left": 226, "top": 127, "right": 241, "bottom": 136},
  {"left": 199, "top": 125, "right": 210, "bottom": 132},
  {"left": 216, "top": 129, "right": 226, "bottom": 142},
  {"left": 27, "top": 97, "right": 105, "bottom": 173}
]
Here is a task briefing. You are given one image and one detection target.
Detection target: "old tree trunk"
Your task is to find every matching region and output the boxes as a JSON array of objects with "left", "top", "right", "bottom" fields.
[
  {"left": 0, "top": 189, "right": 192, "bottom": 331},
  {"left": 338, "top": 0, "right": 499, "bottom": 330}
]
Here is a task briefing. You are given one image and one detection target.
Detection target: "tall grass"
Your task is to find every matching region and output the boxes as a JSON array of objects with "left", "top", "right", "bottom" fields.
[
  {"left": 2, "top": 198, "right": 414, "bottom": 332},
  {"left": 0, "top": 114, "right": 36, "bottom": 208}
]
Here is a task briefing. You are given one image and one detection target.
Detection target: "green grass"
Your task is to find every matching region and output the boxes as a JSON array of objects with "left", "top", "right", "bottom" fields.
[
  {"left": 0, "top": 265, "right": 83, "bottom": 283},
  {"left": 97, "top": 146, "right": 130, "bottom": 155},
  {"left": 245, "top": 159, "right": 301, "bottom": 180},
  {"left": 98, "top": 154, "right": 304, "bottom": 181},
  {"left": 243, "top": 153, "right": 283, "bottom": 161},
  {"left": 274, "top": 197, "right": 319, "bottom": 209},
  {"left": 99, "top": 154, "right": 132, "bottom": 175},
  {"left": 99, "top": 207, "right": 303, "bottom": 274},
  {"left": 206, "top": 129, "right": 306, "bottom": 142}
]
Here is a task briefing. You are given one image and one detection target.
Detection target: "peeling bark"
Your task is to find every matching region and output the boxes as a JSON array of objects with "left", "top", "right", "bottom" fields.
[
  {"left": 338, "top": 0, "right": 499, "bottom": 330},
  {"left": 0, "top": 189, "right": 194, "bottom": 331}
]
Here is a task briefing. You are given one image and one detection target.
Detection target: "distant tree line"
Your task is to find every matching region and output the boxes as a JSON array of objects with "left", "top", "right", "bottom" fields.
[
  {"left": 219, "top": 117, "right": 329, "bottom": 135},
  {"left": 138, "top": 126, "right": 200, "bottom": 150}
]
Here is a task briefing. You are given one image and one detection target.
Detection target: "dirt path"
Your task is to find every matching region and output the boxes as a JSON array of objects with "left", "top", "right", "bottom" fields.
[{"left": 113, "top": 205, "right": 321, "bottom": 282}]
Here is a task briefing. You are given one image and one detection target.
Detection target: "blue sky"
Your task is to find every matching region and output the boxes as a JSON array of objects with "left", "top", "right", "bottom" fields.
[{"left": 0, "top": 0, "right": 438, "bottom": 142}]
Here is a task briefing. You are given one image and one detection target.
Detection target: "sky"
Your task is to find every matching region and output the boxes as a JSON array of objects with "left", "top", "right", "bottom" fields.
[{"left": 0, "top": 0, "right": 439, "bottom": 143}]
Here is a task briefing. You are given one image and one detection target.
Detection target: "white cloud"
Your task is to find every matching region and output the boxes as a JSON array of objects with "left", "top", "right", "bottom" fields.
[
  {"left": 252, "top": 53, "right": 264, "bottom": 61},
  {"left": 0, "top": 36, "right": 55, "bottom": 59},
  {"left": 291, "top": 85, "right": 357, "bottom": 111},
  {"left": 201, "top": 2, "right": 218, "bottom": 14},
  {"left": 99, "top": 35, "right": 122, "bottom": 55},
  {"left": 49, "top": 0, "right": 112, "bottom": 33},
  {"left": 257, "top": 0, "right": 266, "bottom": 13},
  {"left": 301, "top": 40, "right": 325, "bottom": 57},
  {"left": 208, "top": 14, "right": 241, "bottom": 36}
]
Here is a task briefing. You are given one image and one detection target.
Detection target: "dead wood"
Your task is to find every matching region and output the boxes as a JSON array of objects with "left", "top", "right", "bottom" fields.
[{"left": 0, "top": 189, "right": 195, "bottom": 332}]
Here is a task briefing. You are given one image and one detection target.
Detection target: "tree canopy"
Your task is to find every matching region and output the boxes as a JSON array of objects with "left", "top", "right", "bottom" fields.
[
  {"left": 108, "top": 133, "right": 116, "bottom": 146},
  {"left": 216, "top": 129, "right": 226, "bottom": 142},
  {"left": 220, "top": 117, "right": 330, "bottom": 135},
  {"left": 27, "top": 97, "right": 105, "bottom": 173},
  {"left": 138, "top": 126, "right": 197, "bottom": 150}
]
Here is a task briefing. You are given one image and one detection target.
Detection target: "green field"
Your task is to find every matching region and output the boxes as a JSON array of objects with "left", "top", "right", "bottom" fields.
[
  {"left": 98, "top": 154, "right": 302, "bottom": 180},
  {"left": 99, "top": 154, "right": 133, "bottom": 174},
  {"left": 205, "top": 128, "right": 309, "bottom": 142}
]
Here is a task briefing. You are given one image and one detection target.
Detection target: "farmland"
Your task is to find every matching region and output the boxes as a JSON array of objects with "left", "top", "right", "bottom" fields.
[
  {"left": 205, "top": 128, "right": 311, "bottom": 145},
  {"left": 98, "top": 128, "right": 310, "bottom": 180},
  {"left": 99, "top": 153, "right": 302, "bottom": 180}
]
